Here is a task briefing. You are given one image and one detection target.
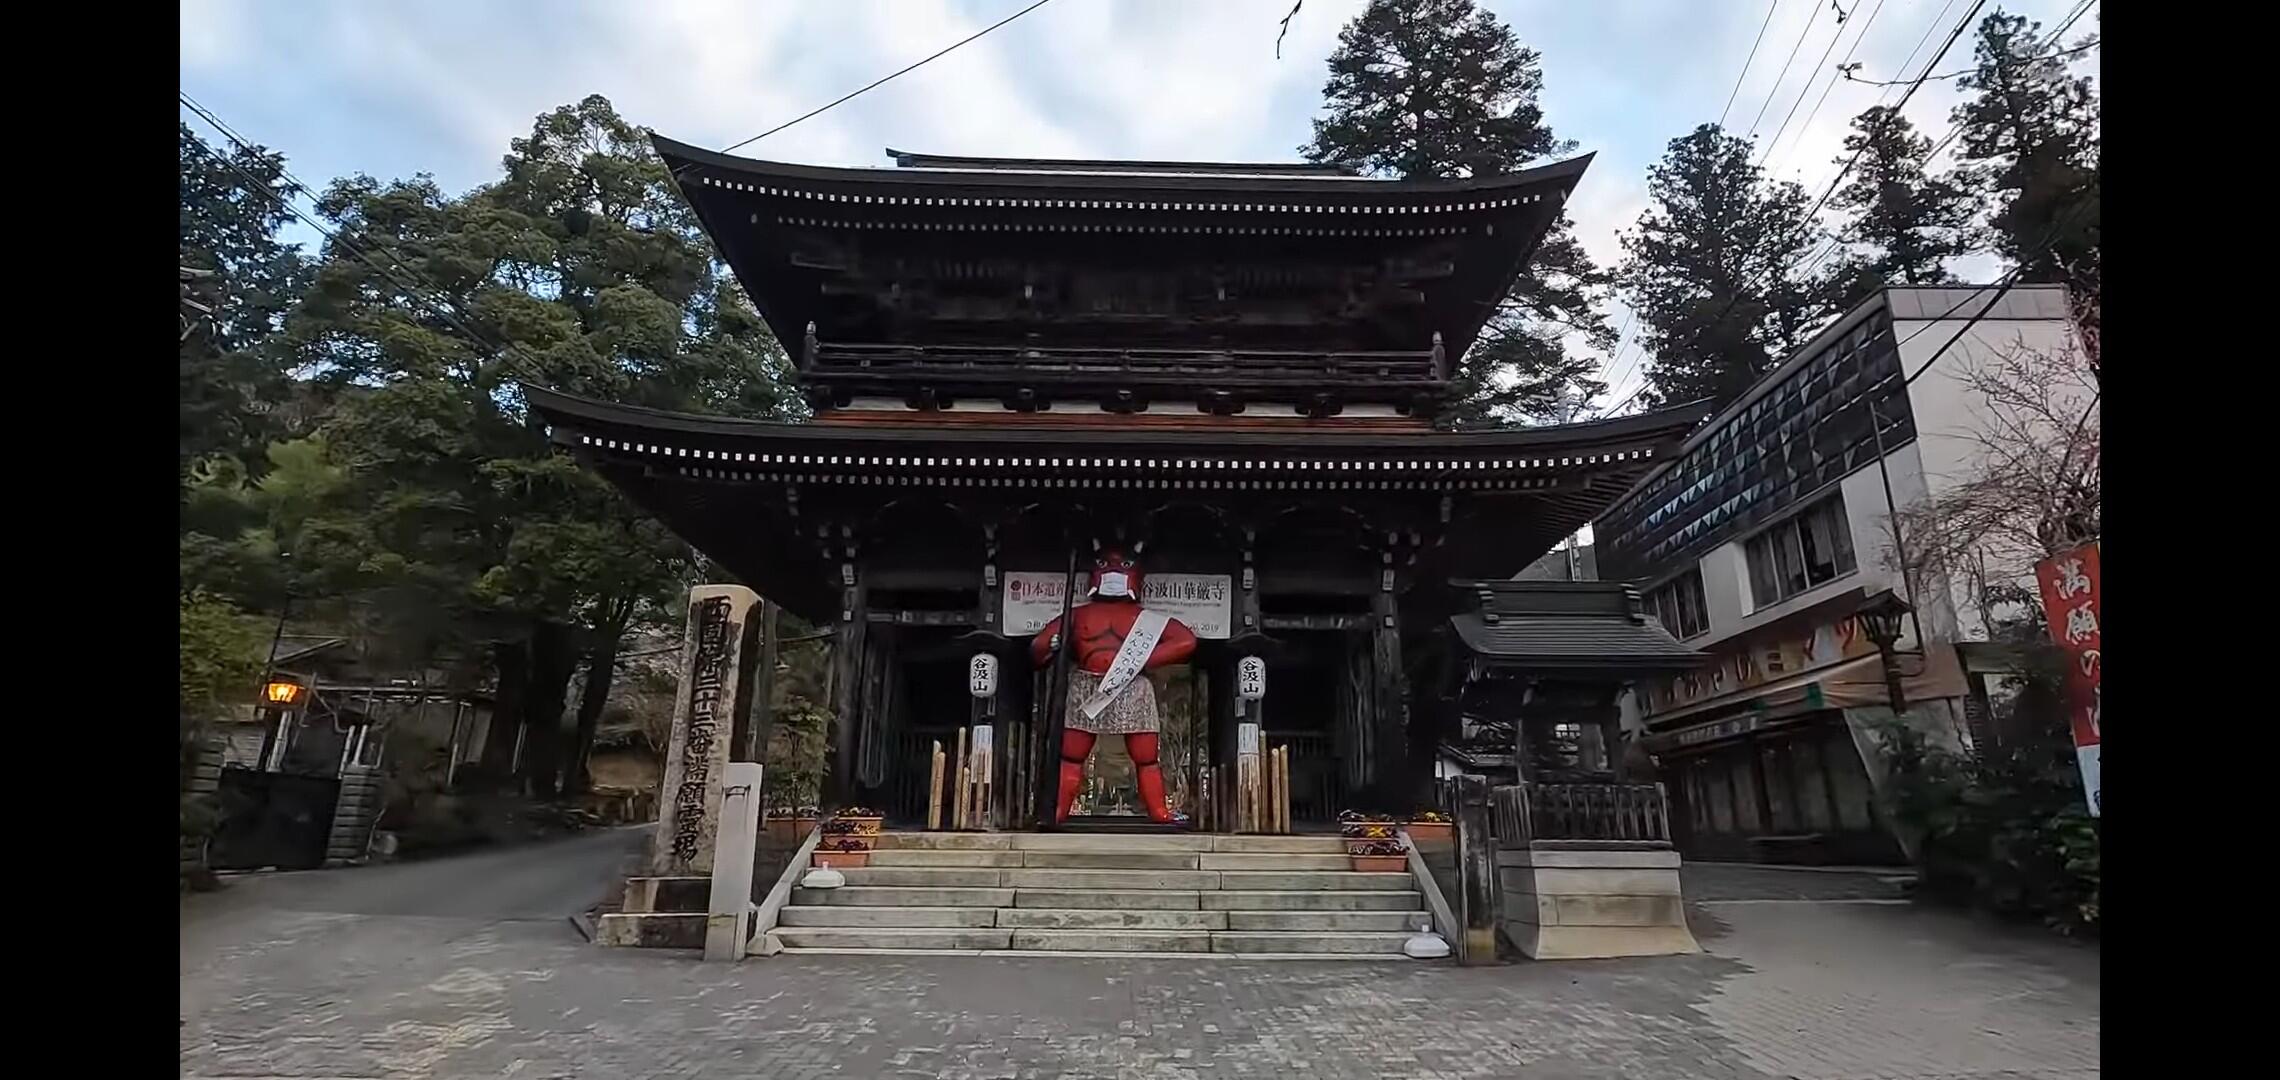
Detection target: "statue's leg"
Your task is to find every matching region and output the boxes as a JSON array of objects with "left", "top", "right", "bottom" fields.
[
  {"left": 1057, "top": 729, "right": 1096, "bottom": 823},
  {"left": 1126, "top": 732, "right": 1173, "bottom": 823}
]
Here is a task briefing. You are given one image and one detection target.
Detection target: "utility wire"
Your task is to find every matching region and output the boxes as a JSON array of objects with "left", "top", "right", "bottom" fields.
[
  {"left": 181, "top": 93, "right": 555, "bottom": 389},
  {"left": 1843, "top": 39, "right": 2096, "bottom": 86},
  {"left": 1606, "top": 0, "right": 1988, "bottom": 419},
  {"left": 1756, "top": 3, "right": 1856, "bottom": 166},
  {"left": 1746, "top": 0, "right": 1829, "bottom": 136},
  {"left": 718, "top": 0, "right": 1057, "bottom": 155},
  {"left": 1760, "top": 0, "right": 1888, "bottom": 172},
  {"left": 1720, "top": 0, "right": 1786, "bottom": 128}
]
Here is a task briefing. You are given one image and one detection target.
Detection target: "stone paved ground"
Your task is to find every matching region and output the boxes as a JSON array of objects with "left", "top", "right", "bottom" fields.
[{"left": 181, "top": 835, "right": 2098, "bottom": 1080}]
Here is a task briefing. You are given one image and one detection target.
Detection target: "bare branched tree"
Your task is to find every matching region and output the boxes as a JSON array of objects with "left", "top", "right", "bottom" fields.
[{"left": 1887, "top": 329, "right": 2100, "bottom": 641}]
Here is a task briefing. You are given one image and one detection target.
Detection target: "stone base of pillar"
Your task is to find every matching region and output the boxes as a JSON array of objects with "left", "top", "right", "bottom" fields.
[{"left": 1496, "top": 846, "right": 1701, "bottom": 960}]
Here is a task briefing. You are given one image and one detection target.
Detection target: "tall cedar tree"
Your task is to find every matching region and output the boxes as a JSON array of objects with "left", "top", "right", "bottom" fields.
[
  {"left": 1617, "top": 124, "right": 1836, "bottom": 410},
  {"left": 179, "top": 124, "right": 312, "bottom": 485},
  {"left": 1302, "top": 0, "right": 1609, "bottom": 428},
  {"left": 1951, "top": 11, "right": 2099, "bottom": 294},
  {"left": 1830, "top": 106, "right": 1977, "bottom": 298},
  {"left": 273, "top": 96, "right": 795, "bottom": 797}
]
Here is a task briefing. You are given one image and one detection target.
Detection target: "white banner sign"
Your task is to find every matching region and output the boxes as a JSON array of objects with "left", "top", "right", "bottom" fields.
[{"left": 1002, "top": 571, "right": 1232, "bottom": 639}]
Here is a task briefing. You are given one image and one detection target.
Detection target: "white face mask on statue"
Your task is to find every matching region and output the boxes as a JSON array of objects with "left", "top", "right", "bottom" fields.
[{"left": 1095, "top": 572, "right": 1132, "bottom": 598}]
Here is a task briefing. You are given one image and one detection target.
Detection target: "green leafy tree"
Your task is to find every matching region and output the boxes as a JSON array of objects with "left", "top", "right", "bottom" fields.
[
  {"left": 179, "top": 589, "right": 267, "bottom": 862},
  {"left": 1616, "top": 124, "right": 1836, "bottom": 409},
  {"left": 278, "top": 95, "right": 796, "bottom": 798},
  {"left": 1301, "top": 0, "right": 1610, "bottom": 427},
  {"left": 1829, "top": 106, "right": 1978, "bottom": 297},
  {"left": 179, "top": 123, "right": 312, "bottom": 485},
  {"left": 1951, "top": 10, "right": 2100, "bottom": 293}
]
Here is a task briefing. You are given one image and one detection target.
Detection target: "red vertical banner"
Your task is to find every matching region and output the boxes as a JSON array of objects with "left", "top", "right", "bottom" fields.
[{"left": 2035, "top": 542, "right": 2101, "bottom": 816}]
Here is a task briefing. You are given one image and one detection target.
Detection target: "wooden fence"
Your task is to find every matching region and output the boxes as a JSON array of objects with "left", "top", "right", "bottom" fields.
[{"left": 1489, "top": 782, "right": 1672, "bottom": 848}]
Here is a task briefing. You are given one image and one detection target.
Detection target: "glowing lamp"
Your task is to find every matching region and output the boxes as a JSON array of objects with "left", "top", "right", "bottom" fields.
[{"left": 264, "top": 680, "right": 304, "bottom": 705}]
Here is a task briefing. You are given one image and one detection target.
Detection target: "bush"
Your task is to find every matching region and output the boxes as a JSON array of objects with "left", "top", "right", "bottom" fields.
[{"left": 1875, "top": 718, "right": 2099, "bottom": 936}]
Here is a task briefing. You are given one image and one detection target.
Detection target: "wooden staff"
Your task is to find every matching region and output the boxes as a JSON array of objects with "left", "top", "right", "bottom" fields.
[
  {"left": 952, "top": 726, "right": 970, "bottom": 831},
  {"left": 970, "top": 737, "right": 992, "bottom": 830},
  {"left": 927, "top": 739, "right": 946, "bottom": 830},
  {"left": 1278, "top": 746, "right": 1292, "bottom": 834}
]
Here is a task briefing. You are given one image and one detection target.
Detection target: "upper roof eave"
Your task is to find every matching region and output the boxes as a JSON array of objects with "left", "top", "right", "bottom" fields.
[
  {"left": 883, "top": 147, "right": 1358, "bottom": 177},
  {"left": 655, "top": 135, "right": 1594, "bottom": 198},
  {"left": 523, "top": 383, "right": 1709, "bottom": 453}
]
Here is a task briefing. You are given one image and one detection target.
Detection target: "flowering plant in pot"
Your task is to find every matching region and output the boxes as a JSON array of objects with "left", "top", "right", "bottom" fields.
[
  {"left": 812, "top": 836, "right": 872, "bottom": 869},
  {"left": 1405, "top": 810, "right": 1453, "bottom": 843},
  {"left": 1348, "top": 839, "right": 1407, "bottom": 873},
  {"left": 823, "top": 806, "right": 885, "bottom": 849},
  {"left": 1338, "top": 810, "right": 1400, "bottom": 846}
]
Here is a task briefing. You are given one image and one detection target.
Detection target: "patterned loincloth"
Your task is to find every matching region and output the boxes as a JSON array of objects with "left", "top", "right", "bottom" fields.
[{"left": 1065, "top": 668, "right": 1160, "bottom": 735}]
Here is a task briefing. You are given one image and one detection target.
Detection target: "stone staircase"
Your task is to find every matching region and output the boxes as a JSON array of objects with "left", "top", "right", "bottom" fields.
[{"left": 773, "top": 831, "right": 1432, "bottom": 957}]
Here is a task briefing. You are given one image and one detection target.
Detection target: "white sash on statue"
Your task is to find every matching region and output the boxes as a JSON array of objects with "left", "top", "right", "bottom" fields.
[{"left": 1079, "top": 608, "right": 1170, "bottom": 723}]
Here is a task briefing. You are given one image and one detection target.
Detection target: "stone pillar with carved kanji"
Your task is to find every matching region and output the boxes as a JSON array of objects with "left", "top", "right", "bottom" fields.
[{"left": 650, "top": 584, "right": 762, "bottom": 877}]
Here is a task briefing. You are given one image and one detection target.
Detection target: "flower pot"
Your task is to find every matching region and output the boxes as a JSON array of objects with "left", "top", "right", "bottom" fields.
[
  {"left": 1350, "top": 855, "right": 1407, "bottom": 873},
  {"left": 1404, "top": 821, "right": 1453, "bottom": 844},
  {"left": 813, "top": 850, "right": 870, "bottom": 869}
]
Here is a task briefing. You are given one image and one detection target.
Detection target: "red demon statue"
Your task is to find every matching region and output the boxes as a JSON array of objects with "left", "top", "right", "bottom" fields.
[{"left": 1030, "top": 547, "right": 1197, "bottom": 823}]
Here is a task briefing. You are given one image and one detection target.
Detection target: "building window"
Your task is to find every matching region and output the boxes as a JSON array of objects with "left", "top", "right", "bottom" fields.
[
  {"left": 1643, "top": 569, "right": 1710, "bottom": 640},
  {"left": 1745, "top": 493, "right": 1858, "bottom": 608}
]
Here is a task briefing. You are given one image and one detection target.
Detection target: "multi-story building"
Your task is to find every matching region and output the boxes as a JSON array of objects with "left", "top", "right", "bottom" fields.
[{"left": 1593, "top": 284, "right": 2087, "bottom": 864}]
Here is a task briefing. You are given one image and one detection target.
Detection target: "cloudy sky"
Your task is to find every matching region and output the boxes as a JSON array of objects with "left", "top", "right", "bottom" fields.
[{"left": 181, "top": 0, "right": 2095, "bottom": 411}]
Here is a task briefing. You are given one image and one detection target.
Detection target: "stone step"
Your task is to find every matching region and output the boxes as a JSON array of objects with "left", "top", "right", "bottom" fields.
[
  {"left": 995, "top": 908, "right": 1226, "bottom": 930},
  {"left": 1214, "top": 932, "right": 1415, "bottom": 955},
  {"left": 594, "top": 911, "right": 704, "bottom": 949},
  {"left": 1002, "top": 868, "right": 1222, "bottom": 891},
  {"left": 877, "top": 832, "right": 1213, "bottom": 852},
  {"left": 872, "top": 832, "right": 1349, "bottom": 854},
  {"left": 1008, "top": 929, "right": 1215, "bottom": 952},
  {"left": 832, "top": 867, "right": 1007, "bottom": 888},
  {"left": 1214, "top": 870, "right": 1415, "bottom": 891},
  {"left": 1207, "top": 835, "right": 1349, "bottom": 853},
  {"left": 1010, "top": 889, "right": 1202, "bottom": 910},
  {"left": 1223, "top": 910, "right": 1429, "bottom": 932},
  {"left": 792, "top": 886, "right": 1015, "bottom": 908},
  {"left": 865, "top": 849, "right": 1026, "bottom": 868},
  {"left": 1202, "top": 890, "right": 1424, "bottom": 911},
  {"left": 1197, "top": 853, "right": 1351, "bottom": 871},
  {"left": 778, "top": 906, "right": 1000, "bottom": 928},
  {"left": 1015, "top": 851, "right": 1200, "bottom": 870},
  {"left": 772, "top": 927, "right": 1013, "bottom": 951},
  {"left": 858, "top": 849, "right": 1353, "bottom": 871}
]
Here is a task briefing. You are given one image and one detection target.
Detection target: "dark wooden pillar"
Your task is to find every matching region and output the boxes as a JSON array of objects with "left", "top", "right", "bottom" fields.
[
  {"left": 824, "top": 558, "right": 867, "bottom": 809},
  {"left": 1366, "top": 560, "right": 1408, "bottom": 807},
  {"left": 734, "top": 599, "right": 780, "bottom": 764}
]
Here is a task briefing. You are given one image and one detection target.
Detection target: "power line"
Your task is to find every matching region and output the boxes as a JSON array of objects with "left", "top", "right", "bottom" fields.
[
  {"left": 1720, "top": 0, "right": 1786, "bottom": 128},
  {"left": 718, "top": 0, "right": 1057, "bottom": 155},
  {"left": 1761, "top": 0, "right": 1889, "bottom": 173},
  {"left": 1746, "top": 0, "right": 1828, "bottom": 136},
  {"left": 1843, "top": 39, "right": 2097, "bottom": 86},
  {"left": 1755, "top": 1, "right": 1860, "bottom": 167},
  {"left": 1612, "top": 0, "right": 1989, "bottom": 418},
  {"left": 180, "top": 93, "right": 554, "bottom": 389}
]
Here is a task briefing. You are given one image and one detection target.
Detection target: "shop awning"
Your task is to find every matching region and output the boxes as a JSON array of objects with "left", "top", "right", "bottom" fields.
[{"left": 1641, "top": 646, "right": 1969, "bottom": 753}]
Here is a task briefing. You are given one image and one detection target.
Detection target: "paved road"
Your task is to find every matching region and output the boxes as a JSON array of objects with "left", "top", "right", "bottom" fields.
[{"left": 181, "top": 837, "right": 2097, "bottom": 1080}]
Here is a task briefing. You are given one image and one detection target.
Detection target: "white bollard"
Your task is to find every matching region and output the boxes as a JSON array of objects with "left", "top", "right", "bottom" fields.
[{"left": 704, "top": 762, "right": 764, "bottom": 962}]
